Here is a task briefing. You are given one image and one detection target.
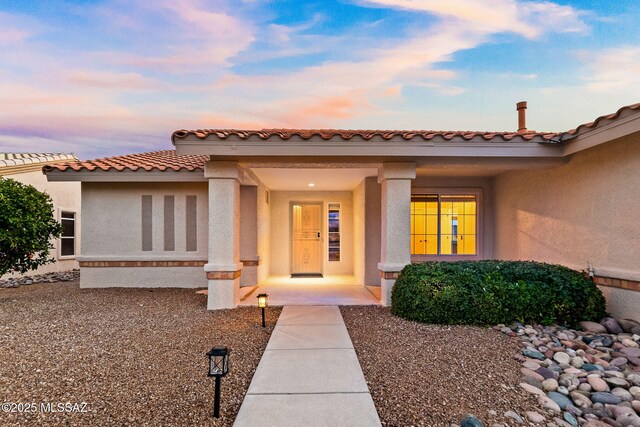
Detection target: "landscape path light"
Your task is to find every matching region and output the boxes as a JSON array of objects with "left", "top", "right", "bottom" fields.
[
  {"left": 206, "top": 346, "right": 230, "bottom": 418},
  {"left": 257, "top": 293, "right": 268, "bottom": 327}
]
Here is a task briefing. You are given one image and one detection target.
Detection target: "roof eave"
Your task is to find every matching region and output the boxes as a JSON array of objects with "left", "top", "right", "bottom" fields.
[
  {"left": 44, "top": 168, "right": 208, "bottom": 182},
  {"left": 173, "top": 137, "right": 564, "bottom": 159},
  {"left": 560, "top": 108, "right": 640, "bottom": 156}
]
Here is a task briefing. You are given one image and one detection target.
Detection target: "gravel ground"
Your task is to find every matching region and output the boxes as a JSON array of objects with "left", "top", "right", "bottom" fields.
[
  {"left": 0, "top": 280, "right": 281, "bottom": 426},
  {"left": 341, "top": 306, "right": 545, "bottom": 427}
]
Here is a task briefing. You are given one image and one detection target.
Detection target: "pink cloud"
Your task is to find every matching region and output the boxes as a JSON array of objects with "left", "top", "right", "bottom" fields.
[
  {"left": 204, "top": 23, "right": 481, "bottom": 126},
  {"left": 189, "top": 114, "right": 269, "bottom": 130},
  {"left": 580, "top": 46, "right": 640, "bottom": 92},
  {"left": 71, "top": 0, "right": 255, "bottom": 72},
  {"left": 0, "top": 12, "right": 40, "bottom": 45},
  {"left": 0, "top": 28, "right": 30, "bottom": 45},
  {"left": 383, "top": 85, "right": 402, "bottom": 97},
  {"left": 66, "top": 70, "right": 159, "bottom": 90},
  {"left": 359, "top": 0, "right": 587, "bottom": 38}
]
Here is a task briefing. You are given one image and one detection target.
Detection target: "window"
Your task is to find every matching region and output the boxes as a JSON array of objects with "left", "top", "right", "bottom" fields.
[
  {"left": 60, "top": 211, "right": 76, "bottom": 257},
  {"left": 410, "top": 194, "right": 477, "bottom": 255},
  {"left": 327, "top": 203, "right": 340, "bottom": 261}
]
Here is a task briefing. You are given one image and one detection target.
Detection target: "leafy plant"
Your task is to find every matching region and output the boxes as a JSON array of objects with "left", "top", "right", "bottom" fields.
[
  {"left": 0, "top": 177, "right": 62, "bottom": 277},
  {"left": 391, "top": 260, "right": 606, "bottom": 327}
]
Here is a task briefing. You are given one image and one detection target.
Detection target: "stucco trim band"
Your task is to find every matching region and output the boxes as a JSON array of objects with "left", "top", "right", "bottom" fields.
[
  {"left": 79, "top": 261, "right": 206, "bottom": 267},
  {"left": 594, "top": 276, "right": 640, "bottom": 292},
  {"left": 379, "top": 270, "right": 400, "bottom": 279},
  {"left": 206, "top": 270, "right": 242, "bottom": 280}
]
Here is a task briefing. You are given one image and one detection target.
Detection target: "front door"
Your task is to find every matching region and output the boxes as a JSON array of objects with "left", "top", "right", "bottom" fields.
[{"left": 291, "top": 203, "right": 322, "bottom": 275}]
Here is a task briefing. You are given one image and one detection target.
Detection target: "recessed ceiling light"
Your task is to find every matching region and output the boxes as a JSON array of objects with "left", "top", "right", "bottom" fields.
[{"left": 308, "top": 183, "right": 315, "bottom": 187}]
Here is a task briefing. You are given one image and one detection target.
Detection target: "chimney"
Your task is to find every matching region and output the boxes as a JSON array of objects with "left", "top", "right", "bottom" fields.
[{"left": 516, "top": 101, "right": 527, "bottom": 133}]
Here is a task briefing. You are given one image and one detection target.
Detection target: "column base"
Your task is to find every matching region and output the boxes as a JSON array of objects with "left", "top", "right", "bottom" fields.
[
  {"left": 207, "top": 278, "right": 240, "bottom": 310},
  {"left": 379, "top": 274, "right": 401, "bottom": 307},
  {"left": 378, "top": 265, "right": 404, "bottom": 307}
]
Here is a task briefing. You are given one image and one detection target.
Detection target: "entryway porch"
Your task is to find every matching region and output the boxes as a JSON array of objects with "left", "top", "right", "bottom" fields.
[{"left": 238, "top": 275, "right": 381, "bottom": 306}]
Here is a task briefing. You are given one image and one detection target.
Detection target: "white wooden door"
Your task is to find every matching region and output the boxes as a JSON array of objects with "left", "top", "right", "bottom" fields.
[{"left": 291, "top": 203, "right": 322, "bottom": 274}]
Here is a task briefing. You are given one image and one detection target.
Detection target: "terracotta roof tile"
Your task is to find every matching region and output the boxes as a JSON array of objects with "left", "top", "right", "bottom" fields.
[
  {"left": 172, "top": 128, "right": 559, "bottom": 142},
  {"left": 43, "top": 102, "right": 640, "bottom": 174},
  {"left": 0, "top": 152, "right": 77, "bottom": 167},
  {"left": 565, "top": 102, "right": 640, "bottom": 136},
  {"left": 172, "top": 102, "right": 640, "bottom": 143},
  {"left": 43, "top": 150, "right": 208, "bottom": 173}
]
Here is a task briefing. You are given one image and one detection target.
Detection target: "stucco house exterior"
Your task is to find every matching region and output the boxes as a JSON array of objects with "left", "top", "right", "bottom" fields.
[
  {"left": 1, "top": 153, "right": 81, "bottom": 277},
  {"left": 44, "top": 102, "right": 640, "bottom": 321}
]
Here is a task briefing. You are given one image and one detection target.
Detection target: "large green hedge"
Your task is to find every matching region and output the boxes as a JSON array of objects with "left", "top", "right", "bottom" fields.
[{"left": 391, "top": 261, "right": 606, "bottom": 327}]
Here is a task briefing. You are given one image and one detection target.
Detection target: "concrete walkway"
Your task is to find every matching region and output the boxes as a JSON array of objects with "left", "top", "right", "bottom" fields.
[{"left": 234, "top": 306, "right": 381, "bottom": 427}]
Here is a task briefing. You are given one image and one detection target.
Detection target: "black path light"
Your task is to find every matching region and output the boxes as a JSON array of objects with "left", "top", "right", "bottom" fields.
[
  {"left": 206, "top": 346, "right": 230, "bottom": 418},
  {"left": 257, "top": 293, "right": 268, "bottom": 327}
]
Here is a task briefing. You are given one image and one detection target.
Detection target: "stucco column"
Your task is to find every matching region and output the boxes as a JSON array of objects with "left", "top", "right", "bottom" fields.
[
  {"left": 378, "top": 162, "right": 416, "bottom": 306},
  {"left": 204, "top": 161, "right": 243, "bottom": 310}
]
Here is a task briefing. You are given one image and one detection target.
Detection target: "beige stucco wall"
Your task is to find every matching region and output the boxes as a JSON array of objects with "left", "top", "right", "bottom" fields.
[
  {"left": 80, "top": 182, "right": 208, "bottom": 288},
  {"left": 2, "top": 169, "right": 81, "bottom": 278},
  {"left": 270, "top": 190, "right": 354, "bottom": 276},
  {"left": 364, "top": 177, "right": 382, "bottom": 285},
  {"left": 240, "top": 186, "right": 258, "bottom": 259},
  {"left": 598, "top": 287, "right": 640, "bottom": 322},
  {"left": 494, "top": 133, "right": 640, "bottom": 320},
  {"left": 240, "top": 185, "right": 258, "bottom": 287},
  {"left": 353, "top": 179, "right": 365, "bottom": 284},
  {"left": 81, "top": 266, "right": 207, "bottom": 288},
  {"left": 256, "top": 181, "right": 271, "bottom": 283}
]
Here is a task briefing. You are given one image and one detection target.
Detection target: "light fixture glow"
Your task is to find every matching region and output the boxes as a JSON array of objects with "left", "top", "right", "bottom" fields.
[
  {"left": 308, "top": 183, "right": 315, "bottom": 187},
  {"left": 257, "top": 293, "right": 269, "bottom": 327}
]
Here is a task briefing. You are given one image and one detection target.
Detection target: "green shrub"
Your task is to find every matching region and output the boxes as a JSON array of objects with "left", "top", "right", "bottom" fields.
[
  {"left": 391, "top": 260, "right": 606, "bottom": 327},
  {"left": 0, "top": 177, "right": 62, "bottom": 277}
]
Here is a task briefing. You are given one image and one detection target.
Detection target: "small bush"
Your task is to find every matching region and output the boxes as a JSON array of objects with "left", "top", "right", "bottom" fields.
[{"left": 391, "top": 260, "right": 606, "bottom": 327}]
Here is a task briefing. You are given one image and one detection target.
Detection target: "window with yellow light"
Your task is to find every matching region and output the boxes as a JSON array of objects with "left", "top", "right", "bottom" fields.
[{"left": 410, "top": 194, "right": 477, "bottom": 255}]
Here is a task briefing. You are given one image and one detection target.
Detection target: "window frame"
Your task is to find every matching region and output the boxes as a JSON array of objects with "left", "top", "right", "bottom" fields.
[
  {"left": 410, "top": 188, "right": 483, "bottom": 261},
  {"left": 327, "top": 202, "right": 341, "bottom": 262},
  {"left": 58, "top": 209, "right": 77, "bottom": 259}
]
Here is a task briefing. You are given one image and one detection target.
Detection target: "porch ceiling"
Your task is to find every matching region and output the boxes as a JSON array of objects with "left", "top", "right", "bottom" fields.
[{"left": 250, "top": 167, "right": 378, "bottom": 191}]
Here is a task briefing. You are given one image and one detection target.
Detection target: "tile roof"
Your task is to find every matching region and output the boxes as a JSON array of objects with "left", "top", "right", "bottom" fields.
[
  {"left": 172, "top": 102, "right": 640, "bottom": 143},
  {"left": 0, "top": 153, "right": 77, "bottom": 168},
  {"left": 43, "top": 150, "right": 208, "bottom": 172},
  {"left": 565, "top": 102, "right": 640, "bottom": 137},
  {"left": 44, "top": 102, "right": 640, "bottom": 174},
  {"left": 172, "top": 128, "right": 559, "bottom": 142}
]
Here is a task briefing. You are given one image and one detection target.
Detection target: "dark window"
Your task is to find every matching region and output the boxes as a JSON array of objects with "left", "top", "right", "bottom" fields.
[{"left": 60, "top": 211, "right": 75, "bottom": 257}]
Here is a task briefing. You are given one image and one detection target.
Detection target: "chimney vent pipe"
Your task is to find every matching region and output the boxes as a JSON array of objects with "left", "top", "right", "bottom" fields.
[{"left": 516, "top": 101, "right": 527, "bottom": 133}]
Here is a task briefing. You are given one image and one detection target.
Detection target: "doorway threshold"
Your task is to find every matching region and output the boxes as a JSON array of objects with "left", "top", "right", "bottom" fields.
[{"left": 290, "top": 273, "right": 324, "bottom": 278}]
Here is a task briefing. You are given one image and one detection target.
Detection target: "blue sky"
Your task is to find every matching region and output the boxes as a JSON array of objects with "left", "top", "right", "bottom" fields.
[{"left": 0, "top": 0, "right": 639, "bottom": 159}]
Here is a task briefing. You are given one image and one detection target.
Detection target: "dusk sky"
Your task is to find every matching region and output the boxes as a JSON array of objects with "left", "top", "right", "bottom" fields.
[{"left": 1, "top": 0, "right": 639, "bottom": 159}]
